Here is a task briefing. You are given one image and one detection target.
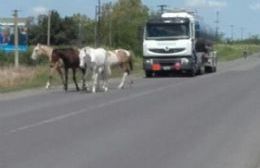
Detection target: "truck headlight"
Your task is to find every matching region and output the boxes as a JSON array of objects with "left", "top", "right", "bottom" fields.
[
  {"left": 145, "top": 59, "right": 153, "bottom": 64},
  {"left": 181, "top": 58, "right": 189, "bottom": 65}
]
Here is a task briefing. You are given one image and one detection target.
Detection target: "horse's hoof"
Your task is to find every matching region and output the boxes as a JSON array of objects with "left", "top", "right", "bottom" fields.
[{"left": 104, "top": 87, "right": 108, "bottom": 92}]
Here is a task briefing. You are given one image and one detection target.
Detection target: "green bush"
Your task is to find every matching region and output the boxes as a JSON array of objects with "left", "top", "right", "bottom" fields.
[{"left": 215, "top": 43, "right": 260, "bottom": 61}]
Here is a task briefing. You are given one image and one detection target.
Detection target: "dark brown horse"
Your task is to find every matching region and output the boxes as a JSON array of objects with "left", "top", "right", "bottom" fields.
[
  {"left": 52, "top": 48, "right": 86, "bottom": 91},
  {"left": 31, "top": 44, "right": 85, "bottom": 91}
]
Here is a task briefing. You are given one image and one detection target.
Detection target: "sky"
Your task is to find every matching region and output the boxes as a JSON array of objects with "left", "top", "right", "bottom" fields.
[{"left": 1, "top": 0, "right": 260, "bottom": 39}]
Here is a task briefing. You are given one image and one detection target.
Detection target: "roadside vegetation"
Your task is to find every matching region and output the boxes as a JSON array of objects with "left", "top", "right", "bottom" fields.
[
  {"left": 0, "top": 49, "right": 143, "bottom": 93},
  {"left": 216, "top": 43, "right": 260, "bottom": 61},
  {"left": 1, "top": 43, "right": 260, "bottom": 93}
]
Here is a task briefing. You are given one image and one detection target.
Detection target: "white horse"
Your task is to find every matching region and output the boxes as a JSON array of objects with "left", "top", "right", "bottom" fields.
[
  {"left": 31, "top": 44, "right": 62, "bottom": 89},
  {"left": 79, "top": 47, "right": 134, "bottom": 92},
  {"left": 79, "top": 47, "right": 109, "bottom": 93}
]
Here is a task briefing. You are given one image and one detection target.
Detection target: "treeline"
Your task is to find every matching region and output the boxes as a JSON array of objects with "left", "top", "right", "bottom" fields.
[
  {"left": 27, "top": 0, "right": 260, "bottom": 54},
  {"left": 28, "top": 0, "right": 149, "bottom": 55}
]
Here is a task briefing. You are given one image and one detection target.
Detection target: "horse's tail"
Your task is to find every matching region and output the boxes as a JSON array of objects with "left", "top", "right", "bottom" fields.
[
  {"left": 105, "top": 51, "right": 112, "bottom": 76},
  {"left": 128, "top": 51, "right": 134, "bottom": 72}
]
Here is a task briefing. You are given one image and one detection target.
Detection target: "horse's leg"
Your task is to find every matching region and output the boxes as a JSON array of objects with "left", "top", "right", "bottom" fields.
[
  {"left": 85, "top": 67, "right": 92, "bottom": 91},
  {"left": 91, "top": 66, "right": 98, "bottom": 93},
  {"left": 64, "top": 68, "right": 68, "bottom": 91},
  {"left": 92, "top": 72, "right": 98, "bottom": 93},
  {"left": 118, "top": 65, "right": 129, "bottom": 89},
  {"left": 96, "top": 67, "right": 104, "bottom": 91},
  {"left": 102, "top": 64, "right": 110, "bottom": 92},
  {"left": 46, "top": 66, "right": 54, "bottom": 89},
  {"left": 56, "top": 65, "right": 65, "bottom": 89},
  {"left": 80, "top": 68, "right": 87, "bottom": 90},
  {"left": 72, "top": 68, "right": 80, "bottom": 91},
  {"left": 118, "top": 72, "right": 128, "bottom": 89}
]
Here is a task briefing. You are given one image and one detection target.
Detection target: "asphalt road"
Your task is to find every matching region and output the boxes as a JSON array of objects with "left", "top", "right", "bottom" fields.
[{"left": 1, "top": 55, "right": 260, "bottom": 168}]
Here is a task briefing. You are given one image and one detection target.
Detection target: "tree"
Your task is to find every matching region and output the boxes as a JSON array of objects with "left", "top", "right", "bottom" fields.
[
  {"left": 100, "top": 0, "right": 149, "bottom": 54},
  {"left": 28, "top": 14, "right": 49, "bottom": 45},
  {"left": 71, "top": 14, "right": 96, "bottom": 46},
  {"left": 28, "top": 10, "right": 81, "bottom": 46}
]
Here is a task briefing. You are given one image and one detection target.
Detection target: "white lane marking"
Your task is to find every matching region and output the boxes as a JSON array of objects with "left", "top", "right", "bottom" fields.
[
  {"left": 9, "top": 83, "right": 178, "bottom": 134},
  {"left": 10, "top": 61, "right": 240, "bottom": 134}
]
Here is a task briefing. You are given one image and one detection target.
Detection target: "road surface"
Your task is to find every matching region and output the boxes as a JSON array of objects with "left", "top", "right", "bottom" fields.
[{"left": 1, "top": 55, "right": 260, "bottom": 168}]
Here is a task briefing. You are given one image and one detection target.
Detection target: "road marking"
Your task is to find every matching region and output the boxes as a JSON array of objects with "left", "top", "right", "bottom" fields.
[
  {"left": 9, "top": 83, "right": 180, "bottom": 134},
  {"left": 8, "top": 56, "right": 260, "bottom": 134},
  {"left": 10, "top": 58, "right": 246, "bottom": 134}
]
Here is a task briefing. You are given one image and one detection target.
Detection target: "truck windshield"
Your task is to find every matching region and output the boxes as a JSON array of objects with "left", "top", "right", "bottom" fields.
[{"left": 145, "top": 23, "right": 190, "bottom": 40}]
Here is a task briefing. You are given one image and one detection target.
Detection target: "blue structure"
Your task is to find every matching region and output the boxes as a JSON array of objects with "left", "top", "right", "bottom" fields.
[{"left": 0, "top": 17, "right": 28, "bottom": 52}]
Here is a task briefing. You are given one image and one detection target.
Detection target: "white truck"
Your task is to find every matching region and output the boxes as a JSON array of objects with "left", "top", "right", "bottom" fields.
[{"left": 143, "top": 10, "right": 217, "bottom": 77}]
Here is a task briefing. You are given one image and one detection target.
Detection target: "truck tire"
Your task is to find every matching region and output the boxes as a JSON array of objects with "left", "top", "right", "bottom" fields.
[
  {"left": 188, "top": 66, "right": 196, "bottom": 77},
  {"left": 198, "top": 65, "right": 205, "bottom": 75},
  {"left": 145, "top": 71, "right": 153, "bottom": 78},
  {"left": 213, "top": 66, "right": 217, "bottom": 72},
  {"left": 205, "top": 66, "right": 216, "bottom": 73}
]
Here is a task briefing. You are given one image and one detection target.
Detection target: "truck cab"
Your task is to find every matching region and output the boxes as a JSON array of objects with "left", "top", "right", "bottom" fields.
[{"left": 143, "top": 10, "right": 217, "bottom": 77}]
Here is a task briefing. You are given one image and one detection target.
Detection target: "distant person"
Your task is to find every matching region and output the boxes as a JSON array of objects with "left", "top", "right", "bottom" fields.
[
  {"left": 0, "top": 32, "right": 3, "bottom": 44},
  {"left": 2, "top": 28, "right": 11, "bottom": 44},
  {"left": 19, "top": 27, "right": 28, "bottom": 45},
  {"left": 243, "top": 50, "right": 248, "bottom": 59}
]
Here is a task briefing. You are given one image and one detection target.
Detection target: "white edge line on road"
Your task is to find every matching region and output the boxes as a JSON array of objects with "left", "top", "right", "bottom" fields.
[
  {"left": 9, "top": 83, "right": 178, "bottom": 134},
  {"left": 8, "top": 56, "right": 260, "bottom": 134}
]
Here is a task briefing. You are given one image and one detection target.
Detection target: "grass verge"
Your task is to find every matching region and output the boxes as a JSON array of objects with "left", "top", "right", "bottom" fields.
[
  {"left": 216, "top": 43, "right": 260, "bottom": 61},
  {"left": 0, "top": 57, "right": 143, "bottom": 93}
]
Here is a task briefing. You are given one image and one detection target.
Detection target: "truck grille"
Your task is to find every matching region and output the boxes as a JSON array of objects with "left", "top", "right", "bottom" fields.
[{"left": 149, "top": 48, "right": 185, "bottom": 54}]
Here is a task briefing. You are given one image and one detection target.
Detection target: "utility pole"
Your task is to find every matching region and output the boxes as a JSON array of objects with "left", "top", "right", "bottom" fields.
[
  {"left": 78, "top": 16, "right": 82, "bottom": 46},
  {"left": 158, "top": 5, "right": 167, "bottom": 14},
  {"left": 13, "top": 9, "right": 19, "bottom": 68},
  {"left": 230, "top": 24, "right": 234, "bottom": 41},
  {"left": 96, "top": 0, "right": 101, "bottom": 47},
  {"left": 95, "top": 5, "right": 98, "bottom": 47},
  {"left": 109, "top": 2, "right": 113, "bottom": 47},
  {"left": 215, "top": 11, "right": 219, "bottom": 40},
  {"left": 240, "top": 27, "right": 244, "bottom": 40},
  {"left": 47, "top": 10, "right": 51, "bottom": 46}
]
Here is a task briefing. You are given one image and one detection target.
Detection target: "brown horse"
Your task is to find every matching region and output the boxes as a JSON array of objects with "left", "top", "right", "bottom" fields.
[
  {"left": 107, "top": 49, "right": 134, "bottom": 89},
  {"left": 31, "top": 44, "right": 85, "bottom": 91}
]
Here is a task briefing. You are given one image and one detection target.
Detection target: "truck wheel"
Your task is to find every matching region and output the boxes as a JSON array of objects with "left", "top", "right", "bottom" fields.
[
  {"left": 188, "top": 66, "right": 196, "bottom": 77},
  {"left": 205, "top": 66, "right": 216, "bottom": 73},
  {"left": 145, "top": 71, "right": 153, "bottom": 78},
  {"left": 198, "top": 65, "right": 205, "bottom": 75},
  {"left": 213, "top": 66, "right": 217, "bottom": 72}
]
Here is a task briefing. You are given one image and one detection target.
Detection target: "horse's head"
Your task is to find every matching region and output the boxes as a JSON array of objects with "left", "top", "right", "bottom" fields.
[
  {"left": 31, "top": 44, "right": 41, "bottom": 60},
  {"left": 79, "top": 47, "right": 91, "bottom": 68},
  {"left": 31, "top": 44, "right": 53, "bottom": 61}
]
